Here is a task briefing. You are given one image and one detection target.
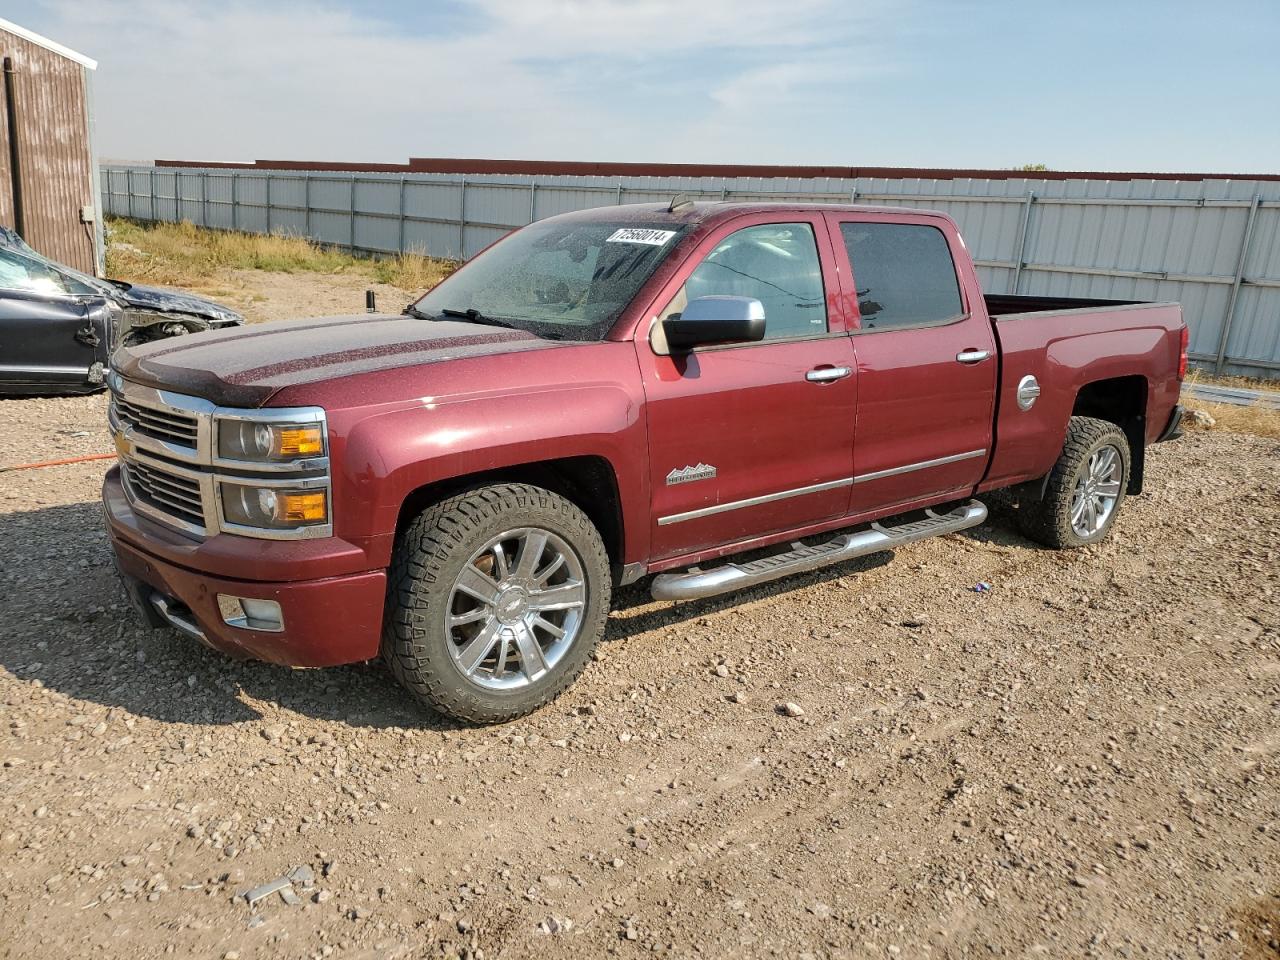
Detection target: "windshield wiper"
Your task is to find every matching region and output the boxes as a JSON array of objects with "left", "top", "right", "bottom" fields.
[
  {"left": 402, "top": 303, "right": 434, "bottom": 320},
  {"left": 438, "top": 307, "right": 518, "bottom": 330}
]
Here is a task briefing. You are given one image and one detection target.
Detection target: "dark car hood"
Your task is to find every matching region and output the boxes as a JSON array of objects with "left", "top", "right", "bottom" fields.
[
  {"left": 110, "top": 282, "right": 243, "bottom": 326},
  {"left": 114, "top": 314, "right": 561, "bottom": 407}
]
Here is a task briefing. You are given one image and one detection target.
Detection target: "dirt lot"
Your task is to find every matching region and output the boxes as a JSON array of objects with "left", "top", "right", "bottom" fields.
[{"left": 1, "top": 390, "right": 1278, "bottom": 960}]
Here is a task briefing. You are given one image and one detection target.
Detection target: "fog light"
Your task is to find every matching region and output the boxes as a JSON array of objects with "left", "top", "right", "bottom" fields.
[{"left": 217, "top": 594, "right": 284, "bottom": 632}]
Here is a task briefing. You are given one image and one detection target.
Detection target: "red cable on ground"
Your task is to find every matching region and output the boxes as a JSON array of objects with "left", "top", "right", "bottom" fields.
[{"left": 0, "top": 452, "right": 117, "bottom": 473}]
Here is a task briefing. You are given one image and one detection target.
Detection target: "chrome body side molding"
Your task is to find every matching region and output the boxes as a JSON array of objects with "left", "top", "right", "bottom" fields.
[
  {"left": 656, "top": 478, "right": 854, "bottom": 527},
  {"left": 853, "top": 449, "right": 986, "bottom": 484}
]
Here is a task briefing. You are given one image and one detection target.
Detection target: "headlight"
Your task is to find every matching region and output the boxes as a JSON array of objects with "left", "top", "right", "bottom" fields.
[
  {"left": 219, "top": 480, "right": 329, "bottom": 532},
  {"left": 217, "top": 417, "right": 325, "bottom": 463}
]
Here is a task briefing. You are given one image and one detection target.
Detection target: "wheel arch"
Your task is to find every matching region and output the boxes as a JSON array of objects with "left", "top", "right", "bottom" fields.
[
  {"left": 393, "top": 455, "right": 626, "bottom": 569},
  {"left": 1070, "top": 374, "right": 1148, "bottom": 494}
]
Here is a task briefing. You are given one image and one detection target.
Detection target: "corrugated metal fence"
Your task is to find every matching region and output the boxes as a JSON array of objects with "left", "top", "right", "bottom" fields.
[{"left": 100, "top": 165, "right": 1280, "bottom": 379}]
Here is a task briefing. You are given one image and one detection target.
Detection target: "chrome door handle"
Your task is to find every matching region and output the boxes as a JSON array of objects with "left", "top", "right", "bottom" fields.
[
  {"left": 956, "top": 350, "right": 991, "bottom": 364},
  {"left": 806, "top": 366, "right": 852, "bottom": 383}
]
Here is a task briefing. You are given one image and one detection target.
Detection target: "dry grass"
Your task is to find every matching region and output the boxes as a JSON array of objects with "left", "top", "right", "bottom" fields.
[
  {"left": 1182, "top": 401, "right": 1280, "bottom": 439},
  {"left": 1182, "top": 368, "right": 1280, "bottom": 439},
  {"left": 105, "top": 218, "right": 455, "bottom": 295}
]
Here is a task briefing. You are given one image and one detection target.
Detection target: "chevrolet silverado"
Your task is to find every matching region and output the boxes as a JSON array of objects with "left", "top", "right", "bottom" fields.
[{"left": 103, "top": 201, "right": 1186, "bottom": 722}]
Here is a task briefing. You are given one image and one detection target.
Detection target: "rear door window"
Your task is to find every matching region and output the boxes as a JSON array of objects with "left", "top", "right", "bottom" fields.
[{"left": 839, "top": 222, "right": 963, "bottom": 330}]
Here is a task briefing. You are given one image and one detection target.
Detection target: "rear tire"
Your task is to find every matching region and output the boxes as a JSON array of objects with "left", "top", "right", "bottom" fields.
[
  {"left": 1017, "top": 416, "right": 1129, "bottom": 549},
  {"left": 382, "top": 483, "right": 610, "bottom": 724}
]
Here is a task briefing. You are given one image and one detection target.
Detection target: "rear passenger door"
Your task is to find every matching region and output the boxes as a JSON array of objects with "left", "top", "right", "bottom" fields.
[{"left": 825, "top": 213, "right": 997, "bottom": 515}]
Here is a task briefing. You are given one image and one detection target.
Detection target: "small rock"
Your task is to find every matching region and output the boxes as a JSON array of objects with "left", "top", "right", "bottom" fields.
[
  {"left": 779, "top": 702, "right": 804, "bottom": 718},
  {"left": 714, "top": 664, "right": 731, "bottom": 678},
  {"left": 261, "top": 724, "right": 286, "bottom": 742}
]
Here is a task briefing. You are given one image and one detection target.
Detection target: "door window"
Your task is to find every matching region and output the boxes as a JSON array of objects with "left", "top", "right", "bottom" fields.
[
  {"left": 840, "top": 222, "right": 963, "bottom": 330},
  {"left": 661, "top": 223, "right": 827, "bottom": 340},
  {"left": 0, "top": 249, "right": 75, "bottom": 297}
]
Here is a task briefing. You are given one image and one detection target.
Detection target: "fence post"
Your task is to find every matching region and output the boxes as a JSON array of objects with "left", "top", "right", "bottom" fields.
[
  {"left": 199, "top": 173, "right": 207, "bottom": 227},
  {"left": 1010, "top": 192, "right": 1036, "bottom": 294},
  {"left": 349, "top": 176, "right": 356, "bottom": 251},
  {"left": 304, "top": 175, "right": 311, "bottom": 239},
  {"left": 458, "top": 179, "right": 467, "bottom": 259},
  {"left": 528, "top": 181, "right": 536, "bottom": 224},
  {"left": 615, "top": 183, "right": 623, "bottom": 205},
  {"left": 1214, "top": 194, "right": 1261, "bottom": 375},
  {"left": 398, "top": 176, "right": 407, "bottom": 254},
  {"left": 127, "top": 170, "right": 134, "bottom": 219},
  {"left": 265, "top": 175, "right": 272, "bottom": 235},
  {"left": 231, "top": 173, "right": 239, "bottom": 232}
]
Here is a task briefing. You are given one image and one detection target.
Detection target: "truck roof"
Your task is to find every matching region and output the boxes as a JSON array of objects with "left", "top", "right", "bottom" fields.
[{"left": 550, "top": 200, "right": 938, "bottom": 228}]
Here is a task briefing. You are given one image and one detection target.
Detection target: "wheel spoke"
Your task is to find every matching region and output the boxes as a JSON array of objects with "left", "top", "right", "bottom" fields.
[
  {"left": 1095, "top": 480, "right": 1122, "bottom": 498},
  {"left": 449, "top": 607, "right": 488, "bottom": 629},
  {"left": 455, "top": 564, "right": 501, "bottom": 605},
  {"left": 456, "top": 618, "right": 502, "bottom": 675},
  {"left": 513, "top": 622, "right": 548, "bottom": 679},
  {"left": 531, "top": 615, "right": 566, "bottom": 639},
  {"left": 534, "top": 552, "right": 566, "bottom": 585},
  {"left": 1071, "top": 493, "right": 1088, "bottom": 525},
  {"left": 513, "top": 531, "right": 549, "bottom": 579},
  {"left": 528, "top": 580, "right": 585, "bottom": 612},
  {"left": 491, "top": 543, "right": 510, "bottom": 580},
  {"left": 1095, "top": 447, "right": 1117, "bottom": 480},
  {"left": 493, "top": 632, "right": 511, "bottom": 677},
  {"left": 1084, "top": 497, "right": 1098, "bottom": 531}
]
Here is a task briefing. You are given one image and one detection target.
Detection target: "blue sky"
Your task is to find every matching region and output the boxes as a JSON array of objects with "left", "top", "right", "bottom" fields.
[{"left": 10, "top": 0, "right": 1280, "bottom": 172}]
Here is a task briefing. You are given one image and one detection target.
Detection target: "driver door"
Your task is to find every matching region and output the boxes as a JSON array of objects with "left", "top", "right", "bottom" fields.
[
  {"left": 0, "top": 247, "right": 110, "bottom": 390},
  {"left": 636, "top": 213, "right": 857, "bottom": 562}
]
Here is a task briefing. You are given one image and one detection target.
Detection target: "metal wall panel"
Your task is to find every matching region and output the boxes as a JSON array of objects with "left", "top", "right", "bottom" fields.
[{"left": 99, "top": 164, "right": 1280, "bottom": 377}]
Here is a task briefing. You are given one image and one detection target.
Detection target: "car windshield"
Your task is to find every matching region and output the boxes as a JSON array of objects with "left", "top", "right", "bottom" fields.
[{"left": 410, "top": 219, "right": 689, "bottom": 340}]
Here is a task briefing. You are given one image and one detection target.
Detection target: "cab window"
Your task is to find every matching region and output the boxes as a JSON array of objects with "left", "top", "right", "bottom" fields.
[
  {"left": 661, "top": 223, "right": 827, "bottom": 340},
  {"left": 840, "top": 222, "right": 963, "bottom": 330}
]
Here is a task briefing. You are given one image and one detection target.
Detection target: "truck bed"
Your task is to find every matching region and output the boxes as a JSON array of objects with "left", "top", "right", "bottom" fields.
[{"left": 984, "top": 293, "right": 1146, "bottom": 317}]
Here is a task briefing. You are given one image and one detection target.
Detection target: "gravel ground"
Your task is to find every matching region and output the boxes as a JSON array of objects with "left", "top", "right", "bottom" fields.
[{"left": 1, "top": 393, "right": 1278, "bottom": 960}]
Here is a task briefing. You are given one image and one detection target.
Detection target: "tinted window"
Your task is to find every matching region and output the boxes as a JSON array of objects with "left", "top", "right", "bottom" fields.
[
  {"left": 840, "top": 222, "right": 963, "bottom": 330},
  {"left": 673, "top": 223, "right": 827, "bottom": 340}
]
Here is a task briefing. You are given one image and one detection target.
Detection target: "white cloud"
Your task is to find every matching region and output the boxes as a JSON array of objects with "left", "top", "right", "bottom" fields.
[{"left": 15, "top": 0, "right": 901, "bottom": 162}]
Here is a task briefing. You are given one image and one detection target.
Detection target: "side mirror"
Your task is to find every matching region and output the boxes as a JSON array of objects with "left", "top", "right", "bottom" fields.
[{"left": 663, "top": 296, "right": 766, "bottom": 350}]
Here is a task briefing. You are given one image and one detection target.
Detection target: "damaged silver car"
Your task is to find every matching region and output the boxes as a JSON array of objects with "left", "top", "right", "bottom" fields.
[{"left": 0, "top": 226, "right": 243, "bottom": 396}]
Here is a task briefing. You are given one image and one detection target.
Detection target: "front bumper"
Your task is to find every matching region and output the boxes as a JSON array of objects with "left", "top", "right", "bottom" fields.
[{"left": 104, "top": 467, "right": 385, "bottom": 666}]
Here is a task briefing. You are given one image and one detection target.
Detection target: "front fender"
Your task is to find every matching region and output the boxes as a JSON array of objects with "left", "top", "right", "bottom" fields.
[{"left": 322, "top": 344, "right": 650, "bottom": 567}]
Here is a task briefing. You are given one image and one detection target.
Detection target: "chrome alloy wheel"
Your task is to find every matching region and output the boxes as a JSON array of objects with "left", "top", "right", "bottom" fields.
[
  {"left": 445, "top": 527, "right": 587, "bottom": 690},
  {"left": 1070, "top": 444, "right": 1123, "bottom": 539}
]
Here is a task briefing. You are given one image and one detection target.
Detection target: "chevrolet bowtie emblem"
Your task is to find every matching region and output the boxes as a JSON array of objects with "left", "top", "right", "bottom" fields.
[{"left": 666, "top": 463, "right": 717, "bottom": 486}]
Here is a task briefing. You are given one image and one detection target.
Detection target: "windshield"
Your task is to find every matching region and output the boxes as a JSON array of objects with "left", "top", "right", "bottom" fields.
[{"left": 411, "top": 219, "right": 689, "bottom": 340}]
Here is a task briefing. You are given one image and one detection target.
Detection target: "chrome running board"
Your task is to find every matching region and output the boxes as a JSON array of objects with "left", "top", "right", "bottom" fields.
[{"left": 650, "top": 500, "right": 987, "bottom": 602}]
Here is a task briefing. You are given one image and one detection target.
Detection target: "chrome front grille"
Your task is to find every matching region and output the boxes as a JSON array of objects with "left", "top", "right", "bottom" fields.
[
  {"left": 112, "top": 395, "right": 200, "bottom": 447},
  {"left": 106, "top": 372, "right": 332, "bottom": 541},
  {"left": 121, "top": 458, "right": 206, "bottom": 529}
]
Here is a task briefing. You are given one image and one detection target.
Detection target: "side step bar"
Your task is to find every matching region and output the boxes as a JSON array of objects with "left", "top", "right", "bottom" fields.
[{"left": 650, "top": 500, "right": 987, "bottom": 602}]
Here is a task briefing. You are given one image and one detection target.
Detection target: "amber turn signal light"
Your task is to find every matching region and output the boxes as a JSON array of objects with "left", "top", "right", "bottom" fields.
[{"left": 276, "top": 427, "right": 324, "bottom": 457}]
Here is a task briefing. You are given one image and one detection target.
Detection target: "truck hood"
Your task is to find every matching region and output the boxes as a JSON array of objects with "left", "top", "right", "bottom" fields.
[{"left": 113, "top": 314, "right": 560, "bottom": 407}]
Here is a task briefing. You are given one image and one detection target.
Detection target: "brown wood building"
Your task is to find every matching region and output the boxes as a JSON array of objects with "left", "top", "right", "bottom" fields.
[{"left": 0, "top": 18, "right": 101, "bottom": 275}]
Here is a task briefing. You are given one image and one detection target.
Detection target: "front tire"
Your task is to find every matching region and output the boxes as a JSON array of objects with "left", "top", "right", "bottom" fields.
[
  {"left": 1017, "top": 416, "right": 1129, "bottom": 549},
  {"left": 383, "top": 483, "right": 611, "bottom": 723}
]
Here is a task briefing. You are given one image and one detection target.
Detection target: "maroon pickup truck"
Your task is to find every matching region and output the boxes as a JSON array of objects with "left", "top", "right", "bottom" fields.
[{"left": 103, "top": 201, "right": 1186, "bottom": 722}]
